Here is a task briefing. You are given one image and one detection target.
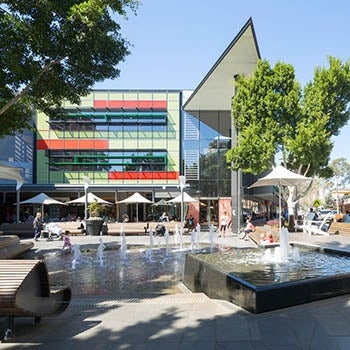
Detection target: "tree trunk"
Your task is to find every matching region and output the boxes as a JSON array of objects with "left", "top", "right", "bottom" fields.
[{"left": 287, "top": 186, "right": 296, "bottom": 231}]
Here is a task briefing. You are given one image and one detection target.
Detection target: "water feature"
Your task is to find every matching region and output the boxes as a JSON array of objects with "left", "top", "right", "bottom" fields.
[
  {"left": 279, "top": 227, "right": 290, "bottom": 261},
  {"left": 145, "top": 228, "right": 154, "bottom": 262},
  {"left": 120, "top": 232, "right": 128, "bottom": 265},
  {"left": 164, "top": 229, "right": 170, "bottom": 257},
  {"left": 195, "top": 223, "right": 201, "bottom": 248},
  {"left": 209, "top": 224, "right": 215, "bottom": 253},
  {"left": 42, "top": 228, "right": 350, "bottom": 314},
  {"left": 190, "top": 229, "right": 196, "bottom": 253},
  {"left": 46, "top": 247, "right": 187, "bottom": 295},
  {"left": 183, "top": 244, "right": 350, "bottom": 313},
  {"left": 96, "top": 237, "right": 105, "bottom": 266},
  {"left": 174, "top": 224, "right": 179, "bottom": 247},
  {"left": 179, "top": 224, "right": 184, "bottom": 250},
  {"left": 71, "top": 243, "right": 81, "bottom": 269}
]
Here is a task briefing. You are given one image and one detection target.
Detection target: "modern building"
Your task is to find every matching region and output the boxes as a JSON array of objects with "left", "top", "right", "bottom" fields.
[
  {"left": 183, "top": 17, "right": 262, "bottom": 231},
  {"left": 0, "top": 18, "right": 279, "bottom": 227}
]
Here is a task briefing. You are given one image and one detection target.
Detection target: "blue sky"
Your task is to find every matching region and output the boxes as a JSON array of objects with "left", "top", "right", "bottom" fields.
[{"left": 95, "top": 0, "right": 350, "bottom": 160}]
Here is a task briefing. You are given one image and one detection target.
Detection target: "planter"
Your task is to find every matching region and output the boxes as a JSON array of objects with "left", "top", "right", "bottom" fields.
[{"left": 86, "top": 218, "right": 104, "bottom": 236}]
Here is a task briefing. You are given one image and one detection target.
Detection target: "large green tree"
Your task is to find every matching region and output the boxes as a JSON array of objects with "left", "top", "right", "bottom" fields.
[
  {"left": 227, "top": 57, "right": 350, "bottom": 226},
  {"left": 329, "top": 157, "right": 350, "bottom": 187},
  {"left": 0, "top": 0, "right": 139, "bottom": 137}
]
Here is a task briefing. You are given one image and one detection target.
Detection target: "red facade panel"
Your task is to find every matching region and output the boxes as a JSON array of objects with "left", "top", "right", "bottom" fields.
[
  {"left": 37, "top": 139, "right": 108, "bottom": 150},
  {"left": 108, "top": 171, "right": 178, "bottom": 180},
  {"left": 93, "top": 100, "right": 167, "bottom": 110}
]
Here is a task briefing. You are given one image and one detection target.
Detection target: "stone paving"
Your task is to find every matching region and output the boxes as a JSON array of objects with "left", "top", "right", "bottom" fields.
[{"left": 2, "top": 230, "right": 350, "bottom": 349}]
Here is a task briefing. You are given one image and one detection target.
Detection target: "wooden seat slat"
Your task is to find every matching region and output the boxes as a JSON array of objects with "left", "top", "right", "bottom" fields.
[{"left": 327, "top": 222, "right": 350, "bottom": 236}]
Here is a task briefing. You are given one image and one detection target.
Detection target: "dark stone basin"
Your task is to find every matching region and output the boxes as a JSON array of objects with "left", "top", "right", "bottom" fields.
[{"left": 183, "top": 246, "right": 350, "bottom": 313}]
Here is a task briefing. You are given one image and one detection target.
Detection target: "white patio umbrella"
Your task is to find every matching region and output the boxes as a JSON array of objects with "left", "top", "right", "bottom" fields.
[
  {"left": 19, "top": 192, "right": 66, "bottom": 218},
  {"left": 168, "top": 192, "right": 198, "bottom": 226},
  {"left": 117, "top": 192, "right": 153, "bottom": 222},
  {"left": 249, "top": 165, "right": 311, "bottom": 231},
  {"left": 66, "top": 192, "right": 113, "bottom": 205},
  {"left": 19, "top": 192, "right": 65, "bottom": 206},
  {"left": 167, "top": 192, "right": 198, "bottom": 203}
]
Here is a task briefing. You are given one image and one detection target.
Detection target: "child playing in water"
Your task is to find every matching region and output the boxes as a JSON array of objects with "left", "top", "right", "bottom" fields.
[
  {"left": 260, "top": 232, "right": 274, "bottom": 244},
  {"left": 62, "top": 232, "right": 72, "bottom": 252}
]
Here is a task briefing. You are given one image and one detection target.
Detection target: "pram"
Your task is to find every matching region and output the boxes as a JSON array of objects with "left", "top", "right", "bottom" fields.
[
  {"left": 45, "top": 222, "right": 62, "bottom": 240},
  {"left": 154, "top": 222, "right": 166, "bottom": 236}
]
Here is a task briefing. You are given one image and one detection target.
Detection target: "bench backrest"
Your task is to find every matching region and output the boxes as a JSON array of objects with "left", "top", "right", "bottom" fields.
[
  {"left": 0, "top": 260, "right": 49, "bottom": 314},
  {"left": 328, "top": 221, "right": 350, "bottom": 235}
]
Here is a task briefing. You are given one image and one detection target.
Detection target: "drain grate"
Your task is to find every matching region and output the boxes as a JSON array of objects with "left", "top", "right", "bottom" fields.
[{"left": 70, "top": 293, "right": 208, "bottom": 307}]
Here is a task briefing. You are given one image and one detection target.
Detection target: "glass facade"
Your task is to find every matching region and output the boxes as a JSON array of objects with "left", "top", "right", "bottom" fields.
[
  {"left": 0, "top": 132, "right": 33, "bottom": 185},
  {"left": 183, "top": 111, "right": 232, "bottom": 198}
]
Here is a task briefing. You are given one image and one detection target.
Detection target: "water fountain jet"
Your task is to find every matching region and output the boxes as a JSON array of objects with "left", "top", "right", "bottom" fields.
[{"left": 97, "top": 237, "right": 105, "bottom": 266}]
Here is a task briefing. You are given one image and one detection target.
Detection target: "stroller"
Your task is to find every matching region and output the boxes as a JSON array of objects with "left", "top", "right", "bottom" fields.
[
  {"left": 154, "top": 222, "right": 166, "bottom": 236},
  {"left": 45, "top": 222, "right": 62, "bottom": 240}
]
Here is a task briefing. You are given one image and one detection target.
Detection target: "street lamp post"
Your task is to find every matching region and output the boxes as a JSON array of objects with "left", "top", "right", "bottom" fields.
[
  {"left": 16, "top": 180, "right": 23, "bottom": 223},
  {"left": 231, "top": 73, "right": 242, "bottom": 235},
  {"left": 179, "top": 175, "right": 186, "bottom": 235},
  {"left": 83, "top": 176, "right": 91, "bottom": 220}
]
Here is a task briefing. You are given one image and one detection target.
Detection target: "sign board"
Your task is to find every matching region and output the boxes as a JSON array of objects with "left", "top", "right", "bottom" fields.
[{"left": 313, "top": 199, "right": 321, "bottom": 208}]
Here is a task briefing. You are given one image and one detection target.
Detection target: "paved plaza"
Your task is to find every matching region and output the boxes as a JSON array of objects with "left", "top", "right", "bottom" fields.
[{"left": 2, "top": 231, "right": 350, "bottom": 349}]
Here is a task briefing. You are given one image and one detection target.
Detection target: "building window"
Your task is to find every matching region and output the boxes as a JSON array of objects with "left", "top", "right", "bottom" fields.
[{"left": 47, "top": 150, "right": 168, "bottom": 172}]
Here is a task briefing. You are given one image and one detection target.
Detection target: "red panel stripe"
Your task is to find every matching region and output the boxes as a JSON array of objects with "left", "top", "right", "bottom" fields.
[
  {"left": 93, "top": 100, "right": 167, "bottom": 110},
  {"left": 37, "top": 139, "right": 108, "bottom": 150},
  {"left": 108, "top": 171, "right": 178, "bottom": 180},
  {"left": 94, "top": 100, "right": 109, "bottom": 108}
]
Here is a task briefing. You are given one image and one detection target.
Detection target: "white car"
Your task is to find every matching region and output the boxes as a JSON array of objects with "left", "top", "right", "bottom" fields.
[{"left": 317, "top": 209, "right": 337, "bottom": 220}]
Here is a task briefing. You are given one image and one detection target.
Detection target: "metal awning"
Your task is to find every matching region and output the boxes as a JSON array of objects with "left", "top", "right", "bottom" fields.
[{"left": 183, "top": 18, "right": 260, "bottom": 114}]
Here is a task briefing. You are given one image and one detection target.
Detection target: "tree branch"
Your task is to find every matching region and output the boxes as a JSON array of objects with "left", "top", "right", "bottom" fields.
[{"left": 0, "top": 58, "right": 63, "bottom": 116}]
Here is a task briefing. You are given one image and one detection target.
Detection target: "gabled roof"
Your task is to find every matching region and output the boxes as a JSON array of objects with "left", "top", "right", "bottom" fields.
[{"left": 183, "top": 18, "right": 260, "bottom": 112}]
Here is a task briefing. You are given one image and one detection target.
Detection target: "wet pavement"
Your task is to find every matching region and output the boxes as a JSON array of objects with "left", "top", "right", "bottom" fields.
[{"left": 2, "top": 230, "right": 350, "bottom": 349}]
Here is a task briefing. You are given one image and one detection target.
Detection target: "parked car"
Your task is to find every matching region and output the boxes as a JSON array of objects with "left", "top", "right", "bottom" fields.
[{"left": 317, "top": 209, "right": 337, "bottom": 220}]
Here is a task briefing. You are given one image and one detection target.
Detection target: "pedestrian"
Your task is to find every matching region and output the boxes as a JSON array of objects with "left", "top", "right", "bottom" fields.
[
  {"left": 186, "top": 215, "right": 195, "bottom": 230},
  {"left": 219, "top": 211, "right": 228, "bottom": 237},
  {"left": 344, "top": 210, "right": 350, "bottom": 223},
  {"left": 160, "top": 212, "right": 169, "bottom": 222},
  {"left": 241, "top": 216, "right": 256, "bottom": 239},
  {"left": 62, "top": 232, "right": 72, "bottom": 252},
  {"left": 33, "top": 212, "right": 42, "bottom": 241}
]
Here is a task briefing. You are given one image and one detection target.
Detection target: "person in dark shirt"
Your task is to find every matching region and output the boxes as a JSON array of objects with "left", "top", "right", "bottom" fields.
[{"left": 33, "top": 212, "right": 42, "bottom": 241}]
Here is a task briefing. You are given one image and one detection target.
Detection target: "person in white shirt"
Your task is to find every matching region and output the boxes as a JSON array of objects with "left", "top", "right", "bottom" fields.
[{"left": 219, "top": 211, "right": 228, "bottom": 237}]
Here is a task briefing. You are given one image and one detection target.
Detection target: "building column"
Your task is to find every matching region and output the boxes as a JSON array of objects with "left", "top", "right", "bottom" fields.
[{"left": 231, "top": 74, "right": 242, "bottom": 234}]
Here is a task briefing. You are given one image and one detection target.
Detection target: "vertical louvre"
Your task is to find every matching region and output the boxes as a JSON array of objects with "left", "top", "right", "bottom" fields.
[
  {"left": 184, "top": 150, "right": 199, "bottom": 180},
  {"left": 184, "top": 114, "right": 199, "bottom": 140}
]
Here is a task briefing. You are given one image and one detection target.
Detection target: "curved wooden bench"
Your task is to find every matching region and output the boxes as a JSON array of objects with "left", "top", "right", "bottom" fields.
[
  {"left": 0, "top": 236, "right": 34, "bottom": 259},
  {"left": 0, "top": 260, "right": 71, "bottom": 342},
  {"left": 0, "top": 235, "right": 20, "bottom": 250},
  {"left": 106, "top": 222, "right": 152, "bottom": 236}
]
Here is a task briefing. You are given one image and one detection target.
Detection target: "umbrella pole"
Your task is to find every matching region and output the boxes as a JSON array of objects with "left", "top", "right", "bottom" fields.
[
  {"left": 16, "top": 189, "right": 20, "bottom": 223},
  {"left": 84, "top": 189, "right": 88, "bottom": 220},
  {"left": 279, "top": 184, "right": 282, "bottom": 234}
]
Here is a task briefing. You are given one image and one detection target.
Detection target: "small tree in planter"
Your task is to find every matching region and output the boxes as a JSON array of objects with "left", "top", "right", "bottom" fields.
[{"left": 86, "top": 200, "right": 104, "bottom": 235}]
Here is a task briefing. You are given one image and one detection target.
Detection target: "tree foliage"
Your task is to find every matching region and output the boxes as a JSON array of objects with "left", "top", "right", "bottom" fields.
[
  {"left": 227, "top": 57, "right": 350, "bottom": 178},
  {"left": 0, "top": 0, "right": 139, "bottom": 137},
  {"left": 329, "top": 157, "right": 350, "bottom": 187}
]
